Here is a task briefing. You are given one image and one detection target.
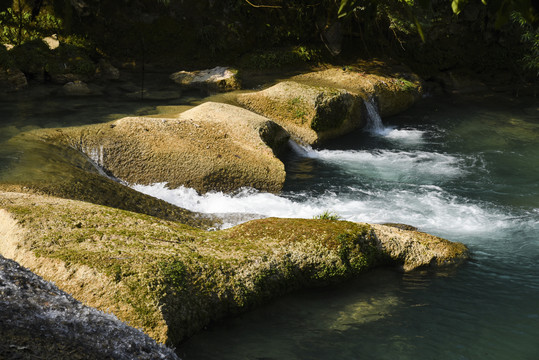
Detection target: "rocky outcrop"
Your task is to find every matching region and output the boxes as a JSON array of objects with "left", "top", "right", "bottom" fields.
[
  {"left": 1, "top": 132, "right": 215, "bottom": 229},
  {"left": 371, "top": 224, "right": 469, "bottom": 271},
  {"left": 292, "top": 66, "right": 423, "bottom": 117},
  {"left": 16, "top": 102, "right": 289, "bottom": 193},
  {"left": 170, "top": 66, "right": 240, "bottom": 92},
  {"left": 237, "top": 81, "right": 364, "bottom": 145},
  {"left": 237, "top": 65, "right": 423, "bottom": 145},
  {"left": 0, "top": 191, "right": 469, "bottom": 347},
  {"left": 0, "top": 254, "right": 179, "bottom": 360}
]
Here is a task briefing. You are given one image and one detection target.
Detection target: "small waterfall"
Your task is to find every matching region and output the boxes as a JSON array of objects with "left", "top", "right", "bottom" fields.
[
  {"left": 364, "top": 98, "right": 387, "bottom": 135},
  {"left": 288, "top": 140, "right": 319, "bottom": 158}
]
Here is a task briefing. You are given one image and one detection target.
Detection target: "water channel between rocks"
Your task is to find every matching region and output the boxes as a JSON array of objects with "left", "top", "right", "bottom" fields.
[{"left": 0, "top": 88, "right": 538, "bottom": 359}]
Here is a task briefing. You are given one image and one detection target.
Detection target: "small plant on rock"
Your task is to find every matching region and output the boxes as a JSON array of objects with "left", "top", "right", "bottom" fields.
[{"left": 313, "top": 210, "right": 341, "bottom": 221}]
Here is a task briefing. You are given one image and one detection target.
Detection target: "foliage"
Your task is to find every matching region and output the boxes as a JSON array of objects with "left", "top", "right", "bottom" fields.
[
  {"left": 0, "top": 44, "right": 15, "bottom": 68},
  {"left": 241, "top": 46, "right": 322, "bottom": 69},
  {"left": 513, "top": 11, "right": 539, "bottom": 76},
  {"left": 0, "top": 7, "right": 62, "bottom": 45},
  {"left": 314, "top": 210, "right": 341, "bottom": 221}
]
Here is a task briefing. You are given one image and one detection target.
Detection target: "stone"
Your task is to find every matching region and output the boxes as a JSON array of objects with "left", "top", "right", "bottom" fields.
[
  {"left": 292, "top": 66, "right": 423, "bottom": 117},
  {"left": 170, "top": 66, "right": 240, "bottom": 92},
  {"left": 62, "top": 81, "right": 93, "bottom": 96},
  {"left": 95, "top": 59, "right": 120, "bottom": 80},
  {"left": 237, "top": 81, "right": 364, "bottom": 145},
  {"left": 42, "top": 35, "right": 60, "bottom": 50},
  {"left": 22, "top": 102, "right": 289, "bottom": 193},
  {"left": 0, "top": 254, "right": 179, "bottom": 359},
  {"left": 371, "top": 224, "right": 469, "bottom": 271},
  {"left": 0, "top": 67, "right": 27, "bottom": 91},
  {"left": 0, "top": 193, "right": 469, "bottom": 347}
]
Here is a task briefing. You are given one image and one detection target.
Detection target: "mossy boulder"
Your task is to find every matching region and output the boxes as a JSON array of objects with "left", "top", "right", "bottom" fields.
[
  {"left": 47, "top": 43, "right": 97, "bottom": 84},
  {"left": 9, "top": 39, "right": 52, "bottom": 82},
  {"left": 13, "top": 102, "right": 288, "bottom": 194},
  {"left": 0, "top": 46, "right": 27, "bottom": 91},
  {"left": 292, "top": 65, "right": 423, "bottom": 117},
  {"left": 9, "top": 40, "right": 96, "bottom": 84},
  {"left": 0, "top": 133, "right": 214, "bottom": 229},
  {"left": 237, "top": 81, "right": 364, "bottom": 145},
  {"left": 0, "top": 191, "right": 468, "bottom": 347}
]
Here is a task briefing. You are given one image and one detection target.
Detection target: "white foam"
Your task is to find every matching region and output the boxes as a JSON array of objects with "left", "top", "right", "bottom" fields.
[
  {"left": 384, "top": 128, "right": 425, "bottom": 144},
  {"left": 131, "top": 182, "right": 518, "bottom": 239},
  {"left": 292, "top": 144, "right": 465, "bottom": 183}
]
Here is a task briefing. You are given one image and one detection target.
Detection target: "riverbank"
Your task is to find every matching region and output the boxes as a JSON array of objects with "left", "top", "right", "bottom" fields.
[{"left": 0, "top": 60, "right": 480, "bottom": 354}]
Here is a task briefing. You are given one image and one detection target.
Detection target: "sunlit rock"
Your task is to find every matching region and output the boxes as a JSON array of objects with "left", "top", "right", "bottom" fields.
[
  {"left": 42, "top": 35, "right": 60, "bottom": 50},
  {"left": 292, "top": 65, "right": 423, "bottom": 117},
  {"left": 170, "top": 66, "right": 240, "bottom": 92},
  {"left": 0, "top": 193, "right": 469, "bottom": 347},
  {"left": 371, "top": 224, "right": 469, "bottom": 271},
  {"left": 237, "top": 81, "right": 364, "bottom": 146},
  {"left": 21, "top": 102, "right": 289, "bottom": 193}
]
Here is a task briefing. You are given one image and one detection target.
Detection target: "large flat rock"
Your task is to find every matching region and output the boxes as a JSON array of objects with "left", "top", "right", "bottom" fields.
[
  {"left": 237, "top": 81, "right": 364, "bottom": 145},
  {"left": 20, "top": 102, "right": 289, "bottom": 194},
  {"left": 0, "top": 191, "right": 469, "bottom": 347}
]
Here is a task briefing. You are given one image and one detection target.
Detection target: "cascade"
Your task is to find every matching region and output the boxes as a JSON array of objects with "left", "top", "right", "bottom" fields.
[{"left": 363, "top": 98, "right": 387, "bottom": 135}]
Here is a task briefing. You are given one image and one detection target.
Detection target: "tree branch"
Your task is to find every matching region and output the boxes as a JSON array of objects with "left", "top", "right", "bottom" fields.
[{"left": 244, "top": 0, "right": 282, "bottom": 9}]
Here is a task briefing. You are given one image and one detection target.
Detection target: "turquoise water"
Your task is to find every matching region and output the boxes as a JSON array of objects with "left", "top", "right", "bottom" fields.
[
  {"left": 1, "top": 89, "right": 538, "bottom": 359},
  {"left": 174, "top": 94, "right": 539, "bottom": 359}
]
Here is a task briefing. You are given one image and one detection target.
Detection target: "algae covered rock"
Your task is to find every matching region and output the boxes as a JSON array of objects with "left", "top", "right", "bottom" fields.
[
  {"left": 170, "top": 66, "right": 240, "bottom": 92},
  {"left": 0, "top": 132, "right": 213, "bottom": 229},
  {"left": 0, "top": 192, "right": 382, "bottom": 346},
  {"left": 292, "top": 66, "right": 423, "bottom": 117},
  {"left": 0, "top": 192, "right": 469, "bottom": 347},
  {"left": 23, "top": 102, "right": 288, "bottom": 193},
  {"left": 237, "top": 81, "right": 364, "bottom": 145},
  {"left": 371, "top": 224, "right": 469, "bottom": 271}
]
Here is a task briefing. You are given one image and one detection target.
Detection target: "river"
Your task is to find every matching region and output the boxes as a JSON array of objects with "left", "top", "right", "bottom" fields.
[{"left": 1, "top": 88, "right": 538, "bottom": 359}]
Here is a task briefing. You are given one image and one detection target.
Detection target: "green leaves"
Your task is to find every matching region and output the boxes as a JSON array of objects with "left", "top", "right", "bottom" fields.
[
  {"left": 338, "top": 0, "right": 359, "bottom": 18},
  {"left": 451, "top": 0, "right": 469, "bottom": 15}
]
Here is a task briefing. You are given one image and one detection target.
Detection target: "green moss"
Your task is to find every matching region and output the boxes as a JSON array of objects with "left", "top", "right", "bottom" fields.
[
  {"left": 0, "top": 196, "right": 390, "bottom": 345},
  {"left": 10, "top": 39, "right": 52, "bottom": 76},
  {"left": 311, "top": 91, "right": 349, "bottom": 132},
  {"left": 396, "top": 78, "right": 418, "bottom": 92}
]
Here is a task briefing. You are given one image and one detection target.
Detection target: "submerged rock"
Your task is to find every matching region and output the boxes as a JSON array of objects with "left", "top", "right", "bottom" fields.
[
  {"left": 0, "top": 254, "right": 179, "bottom": 359},
  {"left": 0, "top": 191, "right": 469, "bottom": 348},
  {"left": 170, "top": 66, "right": 240, "bottom": 92},
  {"left": 237, "top": 81, "right": 364, "bottom": 145}
]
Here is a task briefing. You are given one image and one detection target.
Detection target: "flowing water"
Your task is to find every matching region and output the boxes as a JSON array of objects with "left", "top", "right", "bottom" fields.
[{"left": 1, "top": 89, "right": 538, "bottom": 359}]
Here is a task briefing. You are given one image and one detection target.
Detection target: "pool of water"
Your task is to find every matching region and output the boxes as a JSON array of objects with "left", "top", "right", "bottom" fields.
[
  {"left": 1, "top": 88, "right": 538, "bottom": 359},
  {"left": 172, "top": 94, "right": 539, "bottom": 359}
]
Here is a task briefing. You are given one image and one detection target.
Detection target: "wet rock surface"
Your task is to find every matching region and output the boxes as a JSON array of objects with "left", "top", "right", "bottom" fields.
[{"left": 0, "top": 254, "right": 179, "bottom": 359}]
